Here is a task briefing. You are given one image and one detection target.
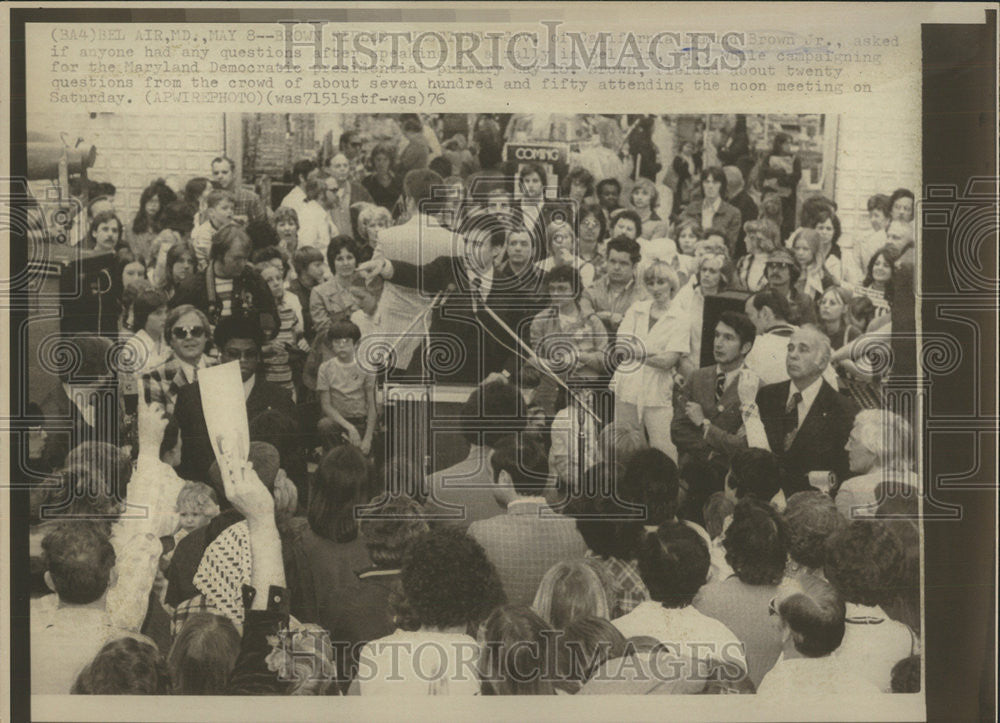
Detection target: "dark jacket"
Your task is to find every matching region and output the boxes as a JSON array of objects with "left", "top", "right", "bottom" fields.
[
  {"left": 171, "top": 265, "right": 278, "bottom": 339},
  {"left": 681, "top": 199, "right": 743, "bottom": 255},
  {"left": 672, "top": 365, "right": 754, "bottom": 468},
  {"left": 172, "top": 377, "right": 295, "bottom": 487},
  {"left": 388, "top": 255, "right": 521, "bottom": 384},
  {"left": 756, "top": 379, "right": 859, "bottom": 493}
]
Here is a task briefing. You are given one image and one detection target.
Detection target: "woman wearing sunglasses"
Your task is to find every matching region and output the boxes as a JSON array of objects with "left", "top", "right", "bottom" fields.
[{"left": 142, "top": 304, "right": 215, "bottom": 417}]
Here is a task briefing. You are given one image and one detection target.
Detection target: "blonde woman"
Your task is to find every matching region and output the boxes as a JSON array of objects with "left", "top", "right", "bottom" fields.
[
  {"left": 626, "top": 177, "right": 671, "bottom": 240},
  {"left": 612, "top": 261, "right": 689, "bottom": 461},
  {"left": 792, "top": 228, "right": 838, "bottom": 303}
]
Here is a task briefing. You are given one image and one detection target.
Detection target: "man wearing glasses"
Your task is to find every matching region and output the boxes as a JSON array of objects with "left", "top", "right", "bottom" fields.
[
  {"left": 762, "top": 247, "right": 818, "bottom": 326},
  {"left": 172, "top": 317, "right": 295, "bottom": 485},
  {"left": 323, "top": 151, "right": 374, "bottom": 239},
  {"left": 143, "top": 306, "right": 215, "bottom": 418},
  {"left": 339, "top": 130, "right": 367, "bottom": 182}
]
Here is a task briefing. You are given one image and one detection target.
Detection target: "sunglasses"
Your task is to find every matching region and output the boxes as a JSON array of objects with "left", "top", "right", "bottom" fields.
[{"left": 172, "top": 325, "right": 206, "bottom": 340}]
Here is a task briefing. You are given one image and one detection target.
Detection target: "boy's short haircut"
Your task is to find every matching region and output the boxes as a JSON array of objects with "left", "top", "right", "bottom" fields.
[
  {"left": 205, "top": 189, "right": 234, "bottom": 209},
  {"left": 250, "top": 245, "right": 290, "bottom": 276},
  {"left": 292, "top": 246, "right": 325, "bottom": 276},
  {"left": 176, "top": 481, "right": 218, "bottom": 513},
  {"left": 42, "top": 521, "right": 116, "bottom": 605},
  {"left": 866, "top": 194, "right": 892, "bottom": 216},
  {"left": 326, "top": 319, "right": 362, "bottom": 344}
]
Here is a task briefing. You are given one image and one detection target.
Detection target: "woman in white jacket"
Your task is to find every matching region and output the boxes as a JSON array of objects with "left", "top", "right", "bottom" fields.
[{"left": 611, "top": 261, "right": 690, "bottom": 462}]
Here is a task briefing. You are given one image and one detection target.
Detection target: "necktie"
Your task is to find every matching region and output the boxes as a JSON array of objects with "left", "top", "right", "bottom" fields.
[
  {"left": 715, "top": 371, "right": 727, "bottom": 402},
  {"left": 783, "top": 391, "right": 803, "bottom": 450}
]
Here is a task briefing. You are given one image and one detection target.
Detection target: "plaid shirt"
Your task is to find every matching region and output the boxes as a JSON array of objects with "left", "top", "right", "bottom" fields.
[
  {"left": 586, "top": 551, "right": 650, "bottom": 618},
  {"left": 142, "top": 354, "right": 215, "bottom": 417},
  {"left": 468, "top": 499, "right": 589, "bottom": 606},
  {"left": 230, "top": 185, "right": 268, "bottom": 226}
]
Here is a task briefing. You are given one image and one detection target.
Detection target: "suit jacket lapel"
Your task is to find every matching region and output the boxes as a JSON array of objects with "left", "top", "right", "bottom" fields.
[{"left": 788, "top": 382, "right": 831, "bottom": 451}]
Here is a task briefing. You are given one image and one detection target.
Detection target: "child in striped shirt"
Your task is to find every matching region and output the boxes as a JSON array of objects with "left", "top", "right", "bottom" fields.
[{"left": 257, "top": 255, "right": 307, "bottom": 399}]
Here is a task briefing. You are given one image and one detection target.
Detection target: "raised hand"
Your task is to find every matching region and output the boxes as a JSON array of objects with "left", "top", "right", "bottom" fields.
[
  {"left": 136, "top": 390, "right": 169, "bottom": 456},
  {"left": 216, "top": 434, "right": 274, "bottom": 523}
]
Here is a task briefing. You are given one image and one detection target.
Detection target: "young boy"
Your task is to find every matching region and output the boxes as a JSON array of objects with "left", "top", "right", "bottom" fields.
[
  {"left": 289, "top": 246, "right": 327, "bottom": 342},
  {"left": 316, "top": 319, "right": 378, "bottom": 456},
  {"left": 190, "top": 189, "right": 235, "bottom": 270},
  {"left": 174, "top": 481, "right": 220, "bottom": 543},
  {"left": 256, "top": 255, "right": 308, "bottom": 398}
]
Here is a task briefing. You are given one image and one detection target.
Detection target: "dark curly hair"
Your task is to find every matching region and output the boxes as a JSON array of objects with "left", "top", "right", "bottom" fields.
[
  {"left": 399, "top": 527, "right": 506, "bottom": 630},
  {"left": 621, "top": 448, "right": 680, "bottom": 527},
  {"left": 566, "top": 469, "right": 644, "bottom": 561},
  {"left": 823, "top": 520, "right": 904, "bottom": 607},
  {"left": 722, "top": 498, "right": 788, "bottom": 586},
  {"left": 637, "top": 522, "right": 711, "bottom": 608},
  {"left": 727, "top": 448, "right": 782, "bottom": 503},
  {"left": 72, "top": 637, "right": 169, "bottom": 694},
  {"left": 783, "top": 491, "right": 846, "bottom": 570}
]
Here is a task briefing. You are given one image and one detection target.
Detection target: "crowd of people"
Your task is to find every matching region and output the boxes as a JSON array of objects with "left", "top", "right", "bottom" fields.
[{"left": 27, "top": 113, "right": 921, "bottom": 698}]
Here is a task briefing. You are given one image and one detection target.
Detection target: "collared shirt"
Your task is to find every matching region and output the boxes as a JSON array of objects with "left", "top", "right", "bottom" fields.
[
  {"left": 279, "top": 185, "right": 307, "bottom": 217},
  {"left": 835, "top": 602, "right": 917, "bottom": 691},
  {"left": 787, "top": 375, "right": 824, "bottom": 430},
  {"left": 229, "top": 184, "right": 267, "bottom": 226},
  {"left": 701, "top": 196, "right": 722, "bottom": 233},
  {"left": 243, "top": 374, "right": 256, "bottom": 400},
  {"left": 715, "top": 364, "right": 743, "bottom": 393},
  {"left": 583, "top": 275, "right": 646, "bottom": 323},
  {"left": 177, "top": 358, "right": 200, "bottom": 385}
]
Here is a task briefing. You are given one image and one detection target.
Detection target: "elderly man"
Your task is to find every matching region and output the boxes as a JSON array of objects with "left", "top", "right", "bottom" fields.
[
  {"left": 836, "top": 409, "right": 919, "bottom": 518},
  {"left": 323, "top": 152, "right": 374, "bottom": 237},
  {"left": 210, "top": 156, "right": 266, "bottom": 226},
  {"left": 756, "top": 324, "right": 859, "bottom": 494}
]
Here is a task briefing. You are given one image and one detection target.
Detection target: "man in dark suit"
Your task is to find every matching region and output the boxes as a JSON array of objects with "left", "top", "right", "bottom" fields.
[
  {"left": 358, "top": 219, "right": 523, "bottom": 386},
  {"left": 172, "top": 317, "right": 295, "bottom": 488},
  {"left": 756, "top": 324, "right": 859, "bottom": 494},
  {"left": 672, "top": 311, "right": 758, "bottom": 473}
]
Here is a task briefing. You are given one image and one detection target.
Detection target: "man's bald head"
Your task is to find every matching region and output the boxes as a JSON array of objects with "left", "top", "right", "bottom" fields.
[{"left": 786, "top": 324, "right": 831, "bottom": 386}]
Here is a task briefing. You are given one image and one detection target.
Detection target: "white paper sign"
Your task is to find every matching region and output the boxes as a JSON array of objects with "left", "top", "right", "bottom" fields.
[{"left": 198, "top": 360, "right": 250, "bottom": 471}]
